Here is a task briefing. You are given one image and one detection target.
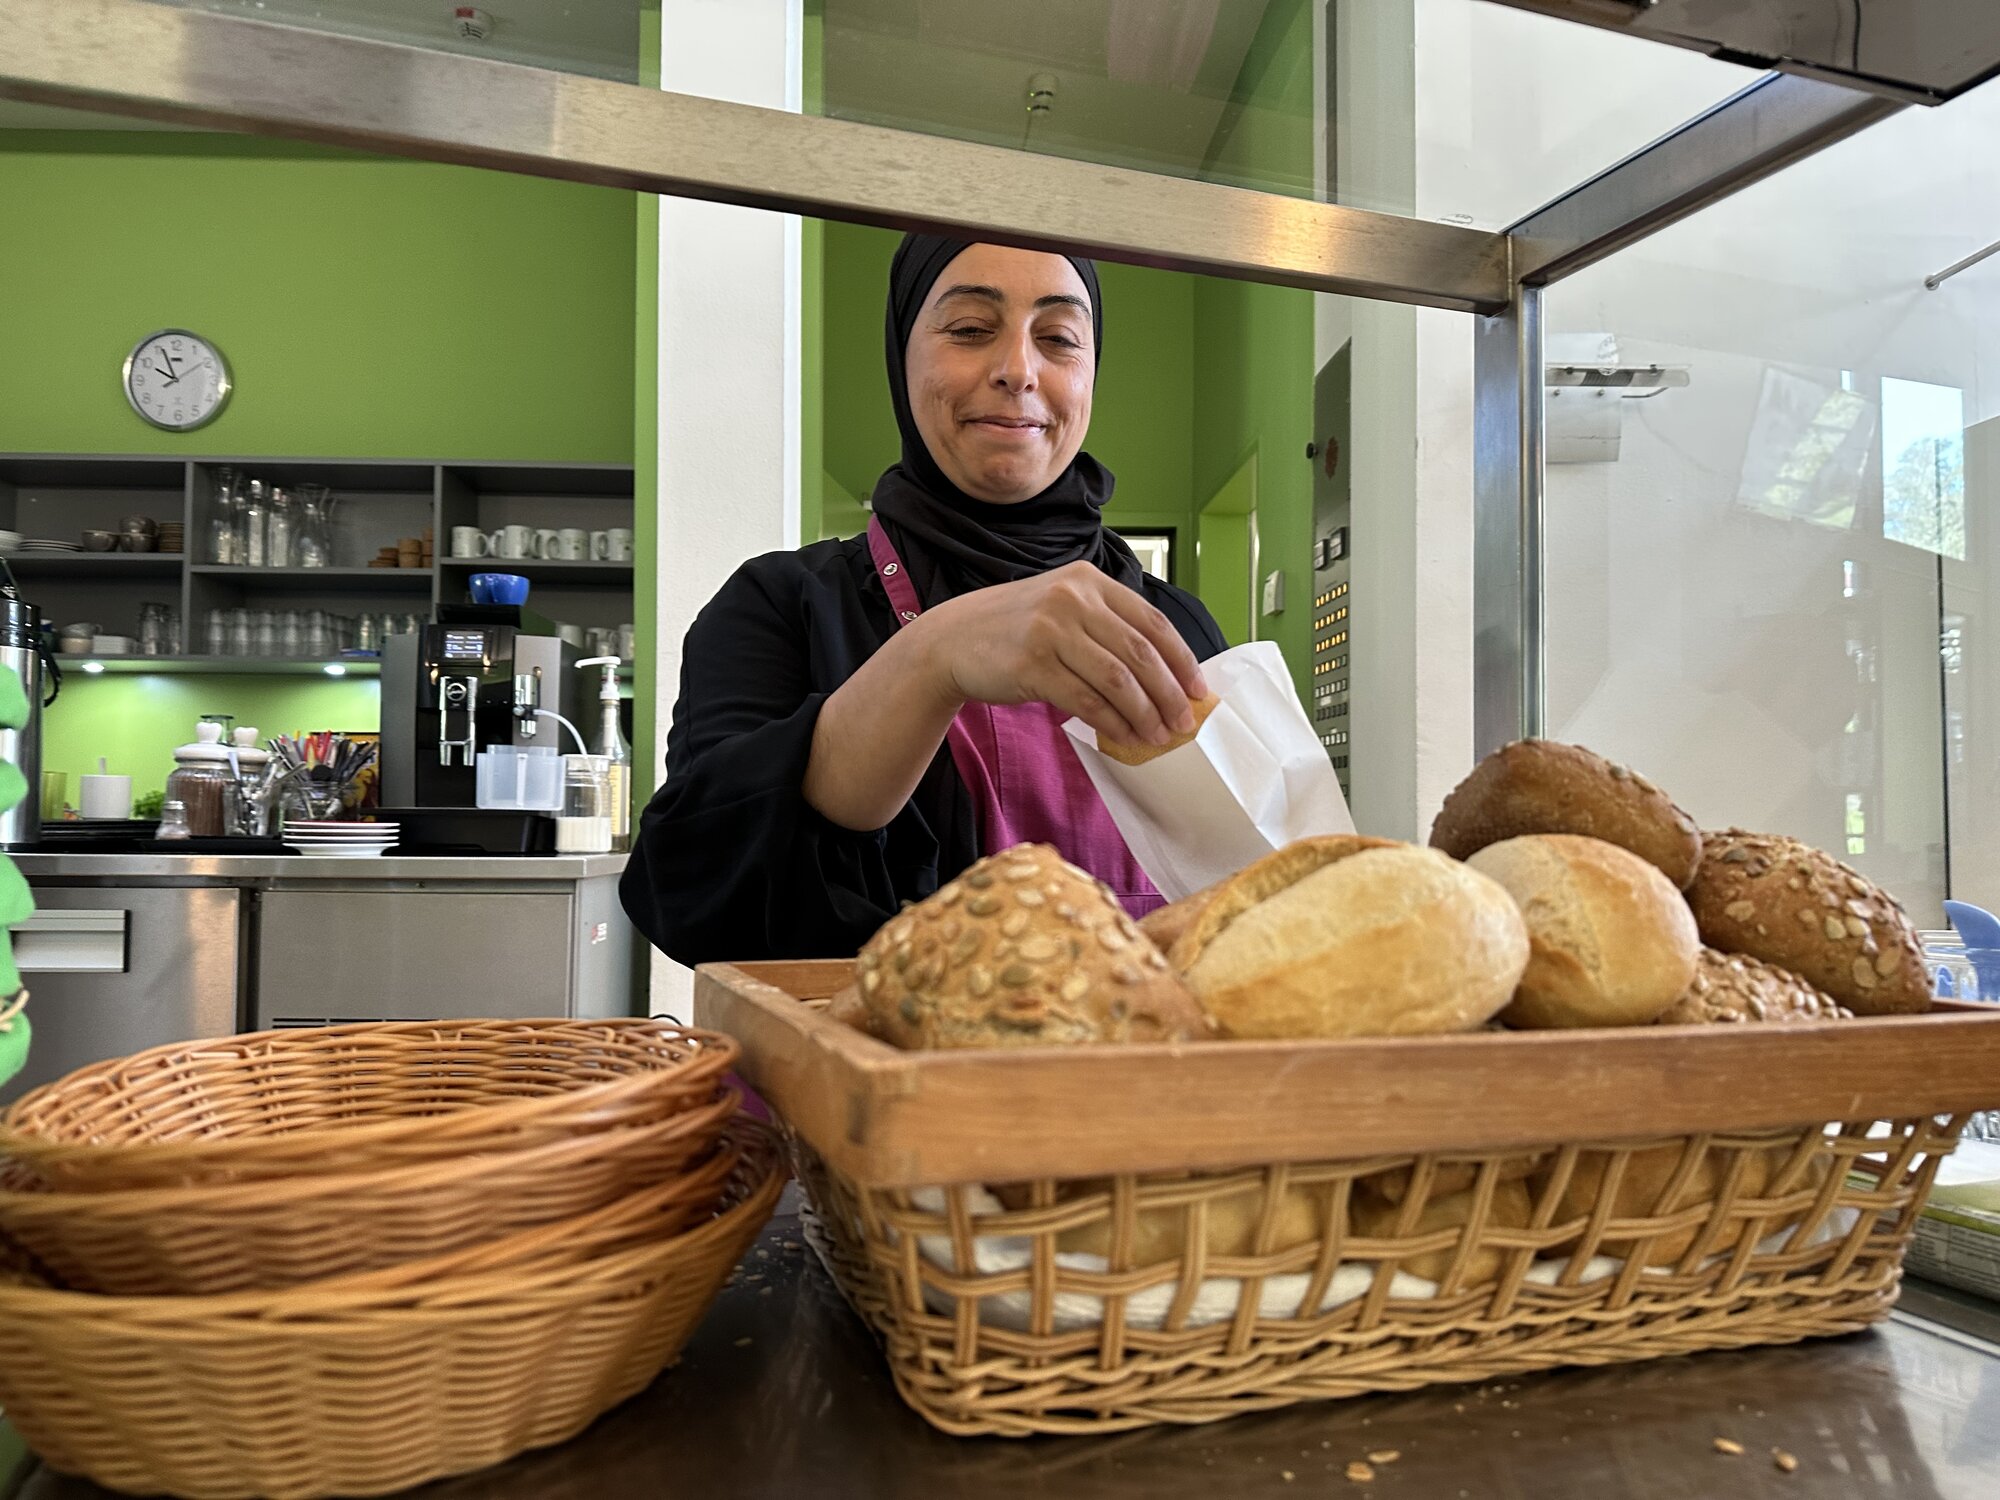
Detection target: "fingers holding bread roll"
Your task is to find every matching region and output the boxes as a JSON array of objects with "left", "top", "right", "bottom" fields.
[
  {"left": 1685, "top": 829, "right": 1928, "bottom": 1016},
  {"left": 1180, "top": 844, "right": 1530, "bottom": 1039},
  {"left": 1431, "top": 740, "right": 1702, "bottom": 889},
  {"left": 1466, "top": 834, "right": 1699, "bottom": 1029},
  {"left": 1097, "top": 692, "right": 1221, "bottom": 767}
]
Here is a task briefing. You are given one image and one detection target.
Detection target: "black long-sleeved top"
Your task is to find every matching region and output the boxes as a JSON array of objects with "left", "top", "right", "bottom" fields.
[{"left": 620, "top": 534, "right": 1227, "bottom": 966}]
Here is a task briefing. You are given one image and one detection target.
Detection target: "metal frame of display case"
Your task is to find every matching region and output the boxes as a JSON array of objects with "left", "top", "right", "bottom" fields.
[{"left": 0, "top": 0, "right": 1922, "bottom": 751}]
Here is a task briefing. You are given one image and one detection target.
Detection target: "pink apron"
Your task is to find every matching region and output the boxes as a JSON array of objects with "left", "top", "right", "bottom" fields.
[{"left": 867, "top": 518, "right": 1164, "bottom": 918}]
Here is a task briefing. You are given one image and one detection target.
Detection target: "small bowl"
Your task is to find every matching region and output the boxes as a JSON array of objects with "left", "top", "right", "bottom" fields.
[
  {"left": 79, "top": 531, "right": 118, "bottom": 552},
  {"left": 468, "top": 573, "right": 531, "bottom": 606}
]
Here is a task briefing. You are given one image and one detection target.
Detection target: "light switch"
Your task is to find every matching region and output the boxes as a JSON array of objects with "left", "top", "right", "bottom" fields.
[{"left": 1261, "top": 569, "right": 1285, "bottom": 617}]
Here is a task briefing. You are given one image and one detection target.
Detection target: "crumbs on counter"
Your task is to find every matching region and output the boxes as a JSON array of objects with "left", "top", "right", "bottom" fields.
[
  {"left": 1713, "top": 1437, "right": 1745, "bottom": 1456},
  {"left": 1774, "top": 1448, "right": 1800, "bottom": 1473}
]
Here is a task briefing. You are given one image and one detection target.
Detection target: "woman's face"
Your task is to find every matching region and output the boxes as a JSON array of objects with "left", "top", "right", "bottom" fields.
[{"left": 905, "top": 245, "right": 1094, "bottom": 504}]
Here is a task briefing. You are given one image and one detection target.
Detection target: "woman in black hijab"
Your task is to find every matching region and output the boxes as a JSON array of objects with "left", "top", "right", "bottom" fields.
[{"left": 621, "top": 236, "right": 1227, "bottom": 966}]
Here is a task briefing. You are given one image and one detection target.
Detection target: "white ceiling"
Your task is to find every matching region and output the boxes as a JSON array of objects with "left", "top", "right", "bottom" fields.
[{"left": 0, "top": 0, "right": 1280, "bottom": 181}]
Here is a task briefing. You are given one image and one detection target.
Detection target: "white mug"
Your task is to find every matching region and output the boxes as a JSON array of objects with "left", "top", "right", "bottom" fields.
[
  {"left": 450, "top": 526, "right": 490, "bottom": 559},
  {"left": 556, "top": 528, "right": 589, "bottom": 561},
  {"left": 599, "top": 527, "right": 634, "bottom": 562},
  {"left": 492, "top": 524, "right": 537, "bottom": 560},
  {"left": 616, "top": 622, "right": 636, "bottom": 661},
  {"left": 589, "top": 530, "right": 610, "bottom": 561},
  {"left": 557, "top": 623, "right": 584, "bottom": 648},
  {"left": 79, "top": 773, "right": 132, "bottom": 821},
  {"left": 534, "top": 528, "right": 562, "bottom": 560}
]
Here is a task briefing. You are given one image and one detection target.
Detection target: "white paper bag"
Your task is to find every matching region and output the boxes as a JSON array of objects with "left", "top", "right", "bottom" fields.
[{"left": 1062, "top": 641, "right": 1354, "bottom": 900}]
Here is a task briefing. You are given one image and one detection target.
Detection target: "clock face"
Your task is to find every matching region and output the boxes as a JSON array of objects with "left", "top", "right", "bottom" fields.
[{"left": 124, "top": 330, "right": 231, "bottom": 431}]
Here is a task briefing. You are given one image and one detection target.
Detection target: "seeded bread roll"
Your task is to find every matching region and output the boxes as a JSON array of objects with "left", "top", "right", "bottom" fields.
[
  {"left": 1658, "top": 948, "right": 1851, "bottom": 1025},
  {"left": 854, "top": 844, "right": 1212, "bottom": 1050},
  {"left": 1180, "top": 844, "right": 1530, "bottom": 1039},
  {"left": 1685, "top": 829, "right": 1928, "bottom": 1016},
  {"left": 1430, "top": 740, "right": 1702, "bottom": 889},
  {"left": 1466, "top": 834, "right": 1700, "bottom": 1029},
  {"left": 1096, "top": 693, "right": 1221, "bottom": 767}
]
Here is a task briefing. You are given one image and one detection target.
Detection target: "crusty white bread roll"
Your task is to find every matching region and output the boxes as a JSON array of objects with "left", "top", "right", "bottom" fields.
[
  {"left": 1180, "top": 844, "right": 1530, "bottom": 1039},
  {"left": 1466, "top": 834, "right": 1700, "bottom": 1029}
]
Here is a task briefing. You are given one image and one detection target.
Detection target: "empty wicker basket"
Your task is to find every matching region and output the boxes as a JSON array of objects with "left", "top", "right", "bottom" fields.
[
  {"left": 0, "top": 1119, "right": 785, "bottom": 1500},
  {"left": 0, "top": 1018, "right": 738, "bottom": 1191}
]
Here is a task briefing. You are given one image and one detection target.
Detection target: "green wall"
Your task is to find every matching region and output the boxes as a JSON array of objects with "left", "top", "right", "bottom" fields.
[
  {"left": 2, "top": 130, "right": 640, "bottom": 787},
  {"left": 43, "top": 674, "right": 382, "bottom": 804},
  {"left": 0, "top": 134, "right": 636, "bottom": 461},
  {"left": 819, "top": 223, "right": 1197, "bottom": 558},
  {"left": 1190, "top": 0, "right": 1316, "bottom": 703}
]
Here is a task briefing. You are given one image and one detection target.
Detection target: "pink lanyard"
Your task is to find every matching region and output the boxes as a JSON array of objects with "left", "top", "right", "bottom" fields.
[{"left": 866, "top": 518, "right": 1163, "bottom": 917}]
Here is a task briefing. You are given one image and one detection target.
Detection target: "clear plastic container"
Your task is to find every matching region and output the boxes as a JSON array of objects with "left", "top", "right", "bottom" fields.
[
  {"left": 474, "top": 744, "right": 563, "bottom": 811},
  {"left": 557, "top": 754, "right": 612, "bottom": 853}
]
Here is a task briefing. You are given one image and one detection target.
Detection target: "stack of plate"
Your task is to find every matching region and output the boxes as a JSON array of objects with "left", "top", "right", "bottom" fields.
[
  {"left": 0, "top": 531, "right": 23, "bottom": 553},
  {"left": 15, "top": 540, "right": 82, "bottom": 554},
  {"left": 282, "top": 820, "right": 399, "bottom": 858}
]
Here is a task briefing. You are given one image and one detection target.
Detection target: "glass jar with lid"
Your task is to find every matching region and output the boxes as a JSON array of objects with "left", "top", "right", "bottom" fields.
[
  {"left": 556, "top": 754, "right": 612, "bottom": 853},
  {"left": 165, "top": 722, "right": 241, "bottom": 837}
]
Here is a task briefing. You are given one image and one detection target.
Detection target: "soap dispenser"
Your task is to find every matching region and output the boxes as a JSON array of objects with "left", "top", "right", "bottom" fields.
[{"left": 576, "top": 657, "right": 631, "bottom": 852}]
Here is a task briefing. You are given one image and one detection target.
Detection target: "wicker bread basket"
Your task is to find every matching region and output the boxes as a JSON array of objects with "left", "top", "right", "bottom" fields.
[
  {"left": 0, "top": 1018, "right": 738, "bottom": 1191},
  {"left": 0, "top": 1084, "right": 739, "bottom": 1294},
  {"left": 697, "top": 960, "right": 2000, "bottom": 1437},
  {"left": 0, "top": 1120, "right": 785, "bottom": 1500}
]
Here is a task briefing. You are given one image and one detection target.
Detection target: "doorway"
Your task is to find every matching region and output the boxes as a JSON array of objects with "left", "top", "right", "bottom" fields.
[{"left": 1199, "top": 450, "right": 1258, "bottom": 646}]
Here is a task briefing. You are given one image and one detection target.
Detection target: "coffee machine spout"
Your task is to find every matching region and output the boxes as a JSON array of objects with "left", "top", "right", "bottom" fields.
[{"left": 513, "top": 668, "right": 543, "bottom": 737}]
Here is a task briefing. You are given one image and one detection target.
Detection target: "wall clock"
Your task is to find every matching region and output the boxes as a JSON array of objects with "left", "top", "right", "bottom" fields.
[{"left": 123, "top": 329, "right": 231, "bottom": 431}]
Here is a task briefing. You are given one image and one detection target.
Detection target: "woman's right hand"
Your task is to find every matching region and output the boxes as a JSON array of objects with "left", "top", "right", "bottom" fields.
[{"left": 913, "top": 561, "right": 1210, "bottom": 747}]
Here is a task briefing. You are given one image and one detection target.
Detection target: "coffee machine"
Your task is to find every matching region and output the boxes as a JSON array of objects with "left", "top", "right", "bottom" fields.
[
  {"left": 0, "top": 593, "right": 60, "bottom": 849},
  {"left": 379, "top": 605, "right": 580, "bottom": 849}
]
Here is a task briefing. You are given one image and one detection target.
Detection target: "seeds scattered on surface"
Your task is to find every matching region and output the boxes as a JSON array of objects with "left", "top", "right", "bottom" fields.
[
  {"left": 861, "top": 971, "right": 881, "bottom": 995},
  {"left": 967, "top": 966, "right": 993, "bottom": 996},
  {"left": 1796, "top": 909, "right": 1819, "bottom": 928},
  {"left": 1846, "top": 875, "right": 1871, "bottom": 896},
  {"left": 1002, "top": 862, "right": 1038, "bottom": 881},
  {"left": 1016, "top": 887, "right": 1046, "bottom": 907},
  {"left": 1852, "top": 958, "right": 1877, "bottom": 988},
  {"left": 952, "top": 930, "right": 983, "bottom": 964},
  {"left": 936, "top": 882, "right": 962, "bottom": 905},
  {"left": 887, "top": 918, "right": 915, "bottom": 946},
  {"left": 1096, "top": 925, "right": 1127, "bottom": 952},
  {"left": 964, "top": 870, "right": 993, "bottom": 889},
  {"left": 1020, "top": 936, "right": 1060, "bottom": 962},
  {"left": 999, "top": 963, "right": 1034, "bottom": 987},
  {"left": 1875, "top": 950, "right": 1901, "bottom": 975},
  {"left": 1844, "top": 916, "right": 1868, "bottom": 938},
  {"left": 899, "top": 998, "right": 920, "bottom": 1024},
  {"left": 966, "top": 894, "right": 1002, "bottom": 917},
  {"left": 1725, "top": 901, "right": 1757, "bottom": 922},
  {"left": 1147, "top": 949, "right": 1169, "bottom": 970},
  {"left": 1060, "top": 973, "right": 1090, "bottom": 1002},
  {"left": 1721, "top": 847, "right": 1751, "bottom": 863},
  {"left": 1713, "top": 1438, "right": 1745, "bottom": 1456},
  {"left": 1773, "top": 1449, "right": 1798, "bottom": 1473},
  {"left": 1346, "top": 1462, "right": 1375, "bottom": 1483},
  {"left": 1822, "top": 915, "right": 1847, "bottom": 941},
  {"left": 1113, "top": 963, "right": 1140, "bottom": 985},
  {"left": 1367, "top": 1450, "right": 1401, "bottom": 1464},
  {"left": 1000, "top": 909, "right": 1030, "bottom": 938}
]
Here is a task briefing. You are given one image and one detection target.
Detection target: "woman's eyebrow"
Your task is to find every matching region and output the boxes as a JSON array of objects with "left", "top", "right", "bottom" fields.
[{"left": 931, "top": 284, "right": 1091, "bottom": 318}]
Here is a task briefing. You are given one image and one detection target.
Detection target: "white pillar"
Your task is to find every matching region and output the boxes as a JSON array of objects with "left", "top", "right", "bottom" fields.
[{"left": 651, "top": 0, "right": 803, "bottom": 1019}]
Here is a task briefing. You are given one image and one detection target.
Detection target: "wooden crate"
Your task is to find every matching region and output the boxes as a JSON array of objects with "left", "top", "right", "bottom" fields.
[{"left": 696, "top": 961, "right": 2000, "bottom": 1435}]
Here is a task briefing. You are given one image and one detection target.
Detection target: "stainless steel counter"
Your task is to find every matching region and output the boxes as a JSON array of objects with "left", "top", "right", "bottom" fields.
[
  {"left": 5, "top": 851, "right": 640, "bottom": 1103},
  {"left": 11, "top": 852, "right": 629, "bottom": 882}
]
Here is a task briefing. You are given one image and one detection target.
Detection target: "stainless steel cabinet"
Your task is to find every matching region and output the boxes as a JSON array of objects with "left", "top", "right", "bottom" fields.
[
  {"left": 2, "top": 886, "right": 241, "bottom": 1104},
  {"left": 253, "top": 889, "right": 576, "bottom": 1027}
]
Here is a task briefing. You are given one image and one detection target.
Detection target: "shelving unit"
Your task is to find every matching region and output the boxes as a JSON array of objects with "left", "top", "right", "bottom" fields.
[{"left": 0, "top": 455, "right": 638, "bottom": 675}]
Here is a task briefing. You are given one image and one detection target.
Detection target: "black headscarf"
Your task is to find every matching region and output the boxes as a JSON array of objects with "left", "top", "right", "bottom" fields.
[{"left": 868, "top": 234, "right": 1145, "bottom": 606}]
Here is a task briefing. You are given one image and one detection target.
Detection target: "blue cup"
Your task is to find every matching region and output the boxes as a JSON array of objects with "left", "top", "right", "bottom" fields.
[{"left": 469, "top": 573, "right": 530, "bottom": 606}]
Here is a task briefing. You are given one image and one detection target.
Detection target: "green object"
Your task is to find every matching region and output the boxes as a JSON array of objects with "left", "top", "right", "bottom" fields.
[
  {"left": 134, "top": 788, "right": 165, "bottom": 820},
  {"left": 0, "top": 1005, "right": 28, "bottom": 1088}
]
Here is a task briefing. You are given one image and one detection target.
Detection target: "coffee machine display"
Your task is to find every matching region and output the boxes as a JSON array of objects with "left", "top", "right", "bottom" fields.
[{"left": 379, "top": 606, "right": 580, "bottom": 852}]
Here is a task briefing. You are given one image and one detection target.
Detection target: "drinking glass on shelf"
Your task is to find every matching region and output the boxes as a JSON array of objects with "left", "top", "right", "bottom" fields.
[
  {"left": 241, "top": 481, "right": 268, "bottom": 568},
  {"left": 304, "top": 609, "right": 331, "bottom": 658},
  {"left": 252, "top": 609, "right": 277, "bottom": 656},
  {"left": 228, "top": 609, "right": 252, "bottom": 657},
  {"left": 205, "top": 608, "right": 228, "bottom": 658},
  {"left": 267, "top": 486, "right": 295, "bottom": 569},
  {"left": 138, "top": 602, "right": 168, "bottom": 656},
  {"left": 279, "top": 610, "right": 303, "bottom": 657},
  {"left": 294, "top": 485, "right": 334, "bottom": 568},
  {"left": 209, "top": 467, "right": 241, "bottom": 565}
]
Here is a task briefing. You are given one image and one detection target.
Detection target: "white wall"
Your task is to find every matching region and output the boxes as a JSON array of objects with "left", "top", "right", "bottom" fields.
[{"left": 651, "top": 0, "right": 803, "bottom": 1018}]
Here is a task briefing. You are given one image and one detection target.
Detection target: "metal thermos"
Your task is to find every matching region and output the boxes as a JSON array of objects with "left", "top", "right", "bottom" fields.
[{"left": 0, "top": 597, "right": 60, "bottom": 847}]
